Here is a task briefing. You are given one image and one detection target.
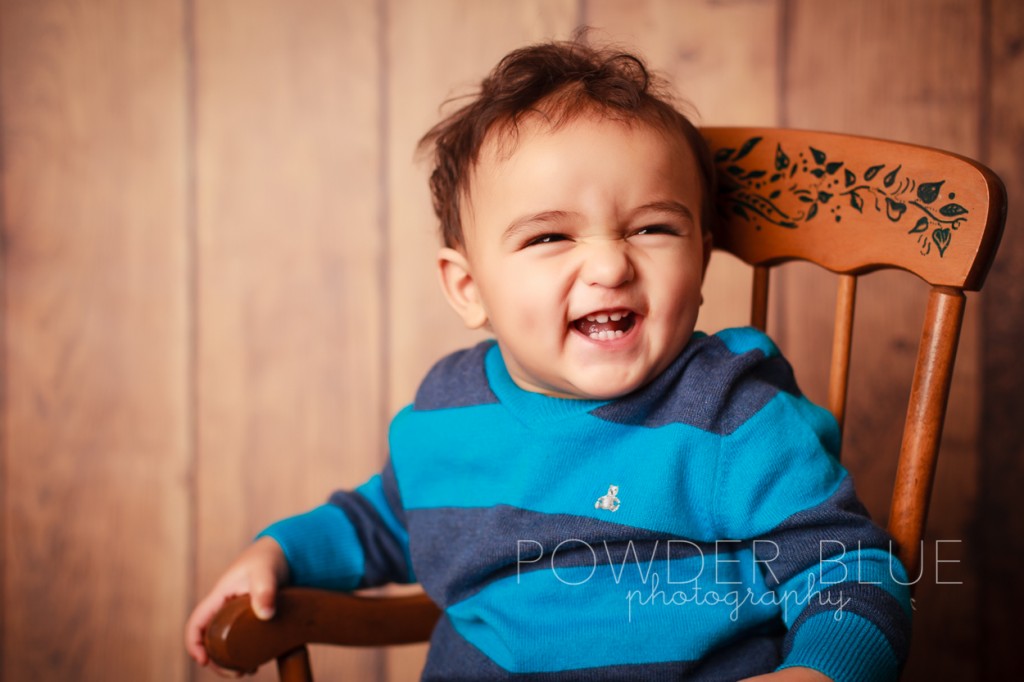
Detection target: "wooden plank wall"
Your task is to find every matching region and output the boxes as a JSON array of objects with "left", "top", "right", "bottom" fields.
[{"left": 0, "top": 1, "right": 1019, "bottom": 680}]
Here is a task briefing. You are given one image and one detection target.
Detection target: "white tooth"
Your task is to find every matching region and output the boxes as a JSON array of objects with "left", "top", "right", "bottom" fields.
[
  {"left": 586, "top": 315, "right": 597, "bottom": 322},
  {"left": 596, "top": 314, "right": 609, "bottom": 323},
  {"left": 614, "top": 330, "right": 624, "bottom": 338},
  {"left": 610, "top": 312, "right": 622, "bottom": 322},
  {"left": 589, "top": 331, "right": 599, "bottom": 339}
]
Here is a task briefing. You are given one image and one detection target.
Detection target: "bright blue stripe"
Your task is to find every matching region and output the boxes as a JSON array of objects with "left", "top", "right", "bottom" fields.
[
  {"left": 445, "top": 549, "right": 780, "bottom": 673},
  {"left": 716, "top": 326, "right": 780, "bottom": 357},
  {"left": 393, "top": 369, "right": 842, "bottom": 544},
  {"left": 355, "top": 475, "right": 414, "bottom": 581},
  {"left": 257, "top": 504, "right": 364, "bottom": 591},
  {"left": 391, "top": 403, "right": 723, "bottom": 541},
  {"left": 781, "top": 611, "right": 899, "bottom": 682},
  {"left": 715, "top": 391, "right": 844, "bottom": 538}
]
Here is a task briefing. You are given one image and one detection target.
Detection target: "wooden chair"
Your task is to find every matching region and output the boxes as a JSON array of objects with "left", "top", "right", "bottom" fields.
[{"left": 203, "top": 127, "right": 1006, "bottom": 680}]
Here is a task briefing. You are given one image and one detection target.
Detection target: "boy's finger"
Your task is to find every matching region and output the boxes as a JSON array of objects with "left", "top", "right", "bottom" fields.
[
  {"left": 249, "top": 571, "right": 277, "bottom": 620},
  {"left": 185, "top": 603, "right": 215, "bottom": 664}
]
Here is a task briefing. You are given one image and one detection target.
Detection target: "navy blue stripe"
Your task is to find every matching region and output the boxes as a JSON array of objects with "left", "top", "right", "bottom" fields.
[
  {"left": 591, "top": 334, "right": 800, "bottom": 434},
  {"left": 423, "top": 613, "right": 784, "bottom": 680},
  {"left": 783, "top": 582, "right": 911, "bottom": 663},
  {"left": 414, "top": 340, "right": 499, "bottom": 410},
  {"left": 327, "top": 489, "right": 409, "bottom": 588},
  {"left": 406, "top": 505, "right": 707, "bottom": 607},
  {"left": 756, "top": 477, "right": 894, "bottom": 588}
]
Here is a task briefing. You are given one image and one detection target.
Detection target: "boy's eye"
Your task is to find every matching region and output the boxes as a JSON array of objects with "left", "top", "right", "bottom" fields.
[
  {"left": 633, "top": 225, "right": 679, "bottom": 237},
  {"left": 524, "top": 233, "right": 569, "bottom": 247}
]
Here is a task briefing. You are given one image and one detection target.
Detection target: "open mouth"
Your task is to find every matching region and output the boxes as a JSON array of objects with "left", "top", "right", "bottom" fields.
[{"left": 572, "top": 311, "right": 637, "bottom": 340}]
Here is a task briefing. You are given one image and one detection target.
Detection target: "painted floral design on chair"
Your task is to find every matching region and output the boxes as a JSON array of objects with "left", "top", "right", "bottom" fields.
[{"left": 714, "top": 136, "right": 969, "bottom": 257}]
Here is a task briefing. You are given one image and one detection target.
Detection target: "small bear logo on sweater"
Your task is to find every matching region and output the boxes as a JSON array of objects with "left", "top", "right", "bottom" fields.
[{"left": 594, "top": 485, "right": 620, "bottom": 512}]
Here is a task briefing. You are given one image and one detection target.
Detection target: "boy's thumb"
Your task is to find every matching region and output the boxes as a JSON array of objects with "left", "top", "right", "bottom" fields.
[{"left": 250, "top": 578, "right": 277, "bottom": 621}]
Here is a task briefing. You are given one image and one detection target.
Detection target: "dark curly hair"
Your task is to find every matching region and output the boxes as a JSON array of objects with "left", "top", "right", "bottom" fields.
[{"left": 417, "top": 34, "right": 716, "bottom": 249}]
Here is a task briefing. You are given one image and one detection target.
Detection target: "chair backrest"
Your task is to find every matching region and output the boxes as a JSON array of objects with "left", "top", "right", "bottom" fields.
[
  {"left": 203, "top": 127, "right": 1007, "bottom": 680},
  {"left": 703, "top": 127, "right": 1006, "bottom": 578}
]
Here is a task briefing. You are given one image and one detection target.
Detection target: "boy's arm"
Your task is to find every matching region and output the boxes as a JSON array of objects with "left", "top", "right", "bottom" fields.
[
  {"left": 258, "top": 461, "right": 414, "bottom": 591},
  {"left": 186, "top": 462, "right": 411, "bottom": 667},
  {"left": 715, "top": 378, "right": 911, "bottom": 682}
]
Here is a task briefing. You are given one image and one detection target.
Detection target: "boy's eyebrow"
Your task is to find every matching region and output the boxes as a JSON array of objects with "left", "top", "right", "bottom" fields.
[{"left": 635, "top": 200, "right": 695, "bottom": 223}]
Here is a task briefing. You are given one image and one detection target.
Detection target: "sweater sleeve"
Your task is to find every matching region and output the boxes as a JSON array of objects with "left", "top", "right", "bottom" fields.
[
  {"left": 257, "top": 458, "right": 415, "bottom": 590},
  {"left": 713, "top": 354, "right": 912, "bottom": 682}
]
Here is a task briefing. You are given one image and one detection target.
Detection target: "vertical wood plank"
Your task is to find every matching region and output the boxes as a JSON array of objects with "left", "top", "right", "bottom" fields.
[
  {"left": 0, "top": 0, "right": 190, "bottom": 679},
  {"left": 586, "top": 0, "right": 783, "bottom": 335},
  {"left": 193, "top": 0, "right": 384, "bottom": 679},
  {"left": 385, "top": 1, "right": 579, "bottom": 677},
  {"left": 783, "top": 1, "right": 983, "bottom": 679},
  {"left": 979, "top": 0, "right": 1024, "bottom": 676}
]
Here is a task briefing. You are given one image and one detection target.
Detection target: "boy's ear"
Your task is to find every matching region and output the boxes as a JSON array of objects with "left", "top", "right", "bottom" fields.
[{"left": 437, "top": 247, "right": 488, "bottom": 329}]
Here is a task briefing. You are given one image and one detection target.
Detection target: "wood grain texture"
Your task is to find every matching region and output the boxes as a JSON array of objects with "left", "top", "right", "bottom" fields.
[
  {"left": 193, "top": 0, "right": 384, "bottom": 679},
  {"left": 0, "top": 0, "right": 190, "bottom": 679},
  {"left": 783, "top": 1, "right": 983, "bottom": 679},
  {"left": 979, "top": 0, "right": 1024, "bottom": 676},
  {"left": 586, "top": 0, "right": 783, "bottom": 335}
]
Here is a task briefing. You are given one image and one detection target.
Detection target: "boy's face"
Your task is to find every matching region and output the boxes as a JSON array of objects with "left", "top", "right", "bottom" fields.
[{"left": 438, "top": 113, "right": 711, "bottom": 400}]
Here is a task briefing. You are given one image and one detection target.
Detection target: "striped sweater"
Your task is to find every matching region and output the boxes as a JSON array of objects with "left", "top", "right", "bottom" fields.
[{"left": 261, "top": 328, "right": 911, "bottom": 681}]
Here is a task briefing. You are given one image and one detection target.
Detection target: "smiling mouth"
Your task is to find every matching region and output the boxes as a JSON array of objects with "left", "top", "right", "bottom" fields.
[{"left": 572, "top": 311, "right": 637, "bottom": 340}]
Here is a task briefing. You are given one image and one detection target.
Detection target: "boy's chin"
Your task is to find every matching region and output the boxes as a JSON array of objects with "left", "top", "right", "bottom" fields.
[{"left": 560, "top": 369, "right": 654, "bottom": 401}]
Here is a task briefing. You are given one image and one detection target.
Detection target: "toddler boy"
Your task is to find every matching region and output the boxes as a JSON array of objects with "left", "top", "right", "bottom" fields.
[{"left": 186, "top": 37, "right": 911, "bottom": 681}]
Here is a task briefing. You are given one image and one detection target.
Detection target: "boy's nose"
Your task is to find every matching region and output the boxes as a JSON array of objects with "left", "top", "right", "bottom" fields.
[{"left": 580, "top": 241, "right": 635, "bottom": 288}]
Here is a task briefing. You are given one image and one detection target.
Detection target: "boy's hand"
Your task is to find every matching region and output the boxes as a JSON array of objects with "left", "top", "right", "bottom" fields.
[
  {"left": 184, "top": 536, "right": 290, "bottom": 667},
  {"left": 741, "top": 668, "right": 833, "bottom": 682}
]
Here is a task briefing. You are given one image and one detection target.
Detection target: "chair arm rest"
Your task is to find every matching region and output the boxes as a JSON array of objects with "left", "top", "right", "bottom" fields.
[{"left": 204, "top": 587, "right": 441, "bottom": 674}]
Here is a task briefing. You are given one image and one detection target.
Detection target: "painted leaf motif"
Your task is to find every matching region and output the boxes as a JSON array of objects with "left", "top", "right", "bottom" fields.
[
  {"left": 775, "top": 144, "right": 790, "bottom": 171},
  {"left": 770, "top": 173, "right": 783, "bottom": 182},
  {"left": 770, "top": 190, "right": 781, "bottom": 199},
  {"left": 864, "top": 164, "right": 884, "bottom": 181},
  {"left": 807, "top": 203, "right": 819, "bottom": 221},
  {"left": 727, "top": 165, "right": 745, "bottom": 176},
  {"left": 810, "top": 147, "right": 827, "bottom": 165},
  {"left": 909, "top": 217, "right": 929, "bottom": 234},
  {"left": 939, "top": 202, "right": 968, "bottom": 217},
  {"left": 883, "top": 164, "right": 902, "bottom": 188},
  {"left": 850, "top": 192, "right": 864, "bottom": 212},
  {"left": 732, "top": 204, "right": 749, "bottom": 220},
  {"left": 811, "top": 169, "right": 825, "bottom": 178},
  {"left": 734, "top": 137, "right": 762, "bottom": 162},
  {"left": 798, "top": 195, "right": 815, "bottom": 203},
  {"left": 826, "top": 161, "right": 844, "bottom": 175},
  {"left": 743, "top": 170, "right": 766, "bottom": 180},
  {"left": 886, "top": 198, "right": 907, "bottom": 221},
  {"left": 715, "top": 147, "right": 735, "bottom": 162},
  {"left": 917, "top": 180, "right": 945, "bottom": 204},
  {"left": 845, "top": 169, "right": 856, "bottom": 187},
  {"left": 932, "top": 228, "right": 951, "bottom": 256},
  {"left": 818, "top": 191, "right": 833, "bottom": 203}
]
